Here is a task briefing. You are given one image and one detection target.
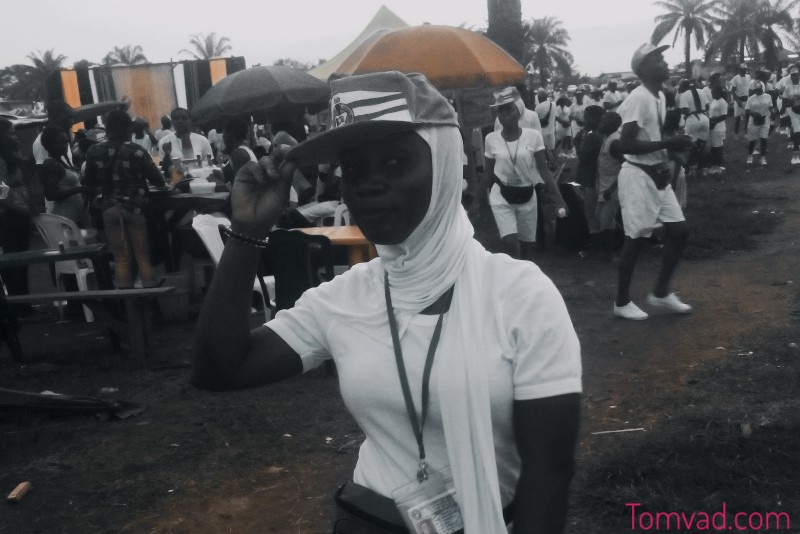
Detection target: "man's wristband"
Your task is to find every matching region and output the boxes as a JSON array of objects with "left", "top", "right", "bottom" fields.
[{"left": 220, "top": 225, "right": 269, "bottom": 249}]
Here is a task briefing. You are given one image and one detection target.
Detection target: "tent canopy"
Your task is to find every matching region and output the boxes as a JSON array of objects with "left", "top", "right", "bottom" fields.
[{"left": 308, "top": 5, "right": 408, "bottom": 81}]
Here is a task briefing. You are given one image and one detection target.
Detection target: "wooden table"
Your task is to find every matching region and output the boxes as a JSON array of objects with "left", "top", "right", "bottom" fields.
[
  {"left": 299, "top": 226, "right": 377, "bottom": 266},
  {"left": 0, "top": 244, "right": 114, "bottom": 362},
  {"left": 148, "top": 190, "right": 230, "bottom": 271},
  {"left": 0, "top": 244, "right": 114, "bottom": 290}
]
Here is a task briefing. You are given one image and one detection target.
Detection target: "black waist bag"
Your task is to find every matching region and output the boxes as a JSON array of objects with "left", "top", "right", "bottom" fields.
[
  {"left": 494, "top": 177, "right": 534, "bottom": 204},
  {"left": 626, "top": 161, "right": 672, "bottom": 190},
  {"left": 333, "top": 480, "right": 515, "bottom": 534}
]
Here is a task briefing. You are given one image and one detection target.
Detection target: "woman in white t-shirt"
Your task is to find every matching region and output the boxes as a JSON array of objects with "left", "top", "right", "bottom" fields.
[
  {"left": 484, "top": 87, "right": 565, "bottom": 260},
  {"left": 745, "top": 81, "right": 774, "bottom": 165},
  {"left": 191, "top": 72, "right": 582, "bottom": 534},
  {"left": 679, "top": 82, "right": 710, "bottom": 175},
  {"left": 781, "top": 67, "right": 800, "bottom": 165},
  {"left": 707, "top": 85, "right": 729, "bottom": 174}
]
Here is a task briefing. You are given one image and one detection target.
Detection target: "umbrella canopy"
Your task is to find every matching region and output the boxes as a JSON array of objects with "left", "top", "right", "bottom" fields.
[
  {"left": 191, "top": 65, "right": 330, "bottom": 124},
  {"left": 330, "top": 25, "right": 526, "bottom": 91},
  {"left": 72, "top": 101, "right": 129, "bottom": 123}
]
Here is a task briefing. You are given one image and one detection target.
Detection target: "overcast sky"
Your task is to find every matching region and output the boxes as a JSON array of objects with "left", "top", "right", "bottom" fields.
[{"left": 3, "top": 0, "right": 693, "bottom": 77}]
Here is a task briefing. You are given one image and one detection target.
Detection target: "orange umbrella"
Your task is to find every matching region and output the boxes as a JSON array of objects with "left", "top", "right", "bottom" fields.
[{"left": 330, "top": 25, "right": 525, "bottom": 91}]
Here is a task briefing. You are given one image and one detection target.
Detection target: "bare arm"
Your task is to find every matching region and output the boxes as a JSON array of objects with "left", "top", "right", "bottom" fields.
[
  {"left": 191, "top": 155, "right": 303, "bottom": 391},
  {"left": 618, "top": 122, "right": 692, "bottom": 155},
  {"left": 42, "top": 160, "right": 87, "bottom": 200},
  {"left": 484, "top": 157, "right": 496, "bottom": 191},
  {"left": 512, "top": 393, "right": 581, "bottom": 534},
  {"left": 533, "top": 149, "right": 567, "bottom": 216}
]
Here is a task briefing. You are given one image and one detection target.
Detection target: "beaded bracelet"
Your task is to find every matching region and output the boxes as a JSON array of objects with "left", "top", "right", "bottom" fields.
[{"left": 219, "top": 225, "right": 269, "bottom": 249}]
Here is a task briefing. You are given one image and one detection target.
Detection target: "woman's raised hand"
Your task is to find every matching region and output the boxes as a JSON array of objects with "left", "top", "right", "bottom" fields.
[{"left": 230, "top": 145, "right": 296, "bottom": 239}]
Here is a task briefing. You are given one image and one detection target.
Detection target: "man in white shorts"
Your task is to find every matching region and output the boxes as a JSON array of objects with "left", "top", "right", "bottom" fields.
[
  {"left": 730, "top": 64, "right": 752, "bottom": 134},
  {"left": 535, "top": 89, "right": 557, "bottom": 150},
  {"left": 613, "top": 43, "right": 694, "bottom": 321}
]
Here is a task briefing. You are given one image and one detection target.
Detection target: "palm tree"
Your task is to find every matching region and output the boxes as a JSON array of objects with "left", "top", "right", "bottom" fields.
[
  {"left": 651, "top": 0, "right": 717, "bottom": 77},
  {"left": 522, "top": 16, "right": 574, "bottom": 88},
  {"left": 0, "top": 49, "right": 67, "bottom": 101},
  {"left": 180, "top": 33, "right": 233, "bottom": 60},
  {"left": 103, "top": 45, "right": 148, "bottom": 66},
  {"left": 705, "top": 0, "right": 798, "bottom": 68},
  {"left": 487, "top": 0, "right": 524, "bottom": 63}
]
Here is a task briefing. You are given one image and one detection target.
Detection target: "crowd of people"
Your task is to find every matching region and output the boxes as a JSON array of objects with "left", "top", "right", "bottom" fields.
[{"left": 3, "top": 38, "right": 800, "bottom": 533}]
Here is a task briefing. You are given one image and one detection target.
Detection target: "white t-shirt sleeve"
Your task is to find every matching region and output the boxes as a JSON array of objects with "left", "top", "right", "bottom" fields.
[
  {"left": 617, "top": 89, "right": 648, "bottom": 126},
  {"left": 267, "top": 287, "right": 334, "bottom": 372},
  {"left": 484, "top": 132, "right": 498, "bottom": 159},
  {"left": 198, "top": 135, "right": 214, "bottom": 158},
  {"left": 526, "top": 128, "right": 546, "bottom": 153},
  {"left": 502, "top": 265, "right": 582, "bottom": 400},
  {"left": 679, "top": 91, "right": 690, "bottom": 109}
]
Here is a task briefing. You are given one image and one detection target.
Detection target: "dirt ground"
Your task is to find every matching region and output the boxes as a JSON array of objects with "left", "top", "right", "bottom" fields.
[{"left": 1, "top": 133, "right": 799, "bottom": 533}]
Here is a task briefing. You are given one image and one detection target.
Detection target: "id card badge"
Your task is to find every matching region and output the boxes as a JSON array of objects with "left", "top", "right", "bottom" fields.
[{"left": 392, "top": 466, "right": 464, "bottom": 534}]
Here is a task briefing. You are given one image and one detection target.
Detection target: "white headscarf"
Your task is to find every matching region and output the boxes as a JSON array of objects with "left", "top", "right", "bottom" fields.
[
  {"left": 377, "top": 126, "right": 473, "bottom": 312},
  {"left": 380, "top": 125, "right": 508, "bottom": 532}
]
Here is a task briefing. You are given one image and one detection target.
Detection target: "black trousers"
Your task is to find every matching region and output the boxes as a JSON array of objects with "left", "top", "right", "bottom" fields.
[{"left": 0, "top": 210, "right": 32, "bottom": 296}]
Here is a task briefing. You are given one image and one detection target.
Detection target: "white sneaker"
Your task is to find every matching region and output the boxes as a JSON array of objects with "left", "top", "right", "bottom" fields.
[
  {"left": 613, "top": 301, "right": 649, "bottom": 320},
  {"left": 760, "top": 156, "right": 767, "bottom": 166},
  {"left": 791, "top": 152, "right": 800, "bottom": 165},
  {"left": 647, "top": 293, "right": 692, "bottom": 314},
  {"left": 746, "top": 154, "right": 753, "bottom": 164}
]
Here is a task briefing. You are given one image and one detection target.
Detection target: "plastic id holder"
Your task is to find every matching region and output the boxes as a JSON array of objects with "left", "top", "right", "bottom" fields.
[{"left": 391, "top": 467, "right": 464, "bottom": 534}]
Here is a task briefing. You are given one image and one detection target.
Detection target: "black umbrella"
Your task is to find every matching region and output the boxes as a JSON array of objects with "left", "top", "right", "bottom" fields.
[
  {"left": 72, "top": 101, "right": 129, "bottom": 123},
  {"left": 191, "top": 66, "right": 330, "bottom": 124}
]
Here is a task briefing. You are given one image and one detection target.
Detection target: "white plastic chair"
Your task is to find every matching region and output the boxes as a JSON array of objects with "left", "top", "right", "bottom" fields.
[
  {"left": 191, "top": 214, "right": 274, "bottom": 322},
  {"left": 33, "top": 214, "right": 96, "bottom": 322},
  {"left": 333, "top": 203, "right": 350, "bottom": 226}
]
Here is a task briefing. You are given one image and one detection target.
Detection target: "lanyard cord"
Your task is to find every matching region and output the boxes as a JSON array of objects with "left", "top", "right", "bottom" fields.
[
  {"left": 384, "top": 270, "right": 453, "bottom": 482},
  {"left": 503, "top": 135, "right": 520, "bottom": 172}
]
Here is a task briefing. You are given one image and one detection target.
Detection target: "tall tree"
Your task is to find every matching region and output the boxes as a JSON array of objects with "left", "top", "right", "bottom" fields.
[
  {"left": 522, "top": 16, "right": 574, "bottom": 88},
  {"left": 487, "top": 0, "right": 524, "bottom": 63},
  {"left": 651, "top": 0, "right": 717, "bottom": 77},
  {"left": 0, "top": 49, "right": 66, "bottom": 101},
  {"left": 705, "top": 0, "right": 797, "bottom": 68},
  {"left": 103, "top": 45, "right": 148, "bottom": 66},
  {"left": 180, "top": 33, "right": 233, "bottom": 60}
]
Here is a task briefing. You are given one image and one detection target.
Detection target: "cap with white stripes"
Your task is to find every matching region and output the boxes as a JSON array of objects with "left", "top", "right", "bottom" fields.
[{"left": 290, "top": 71, "right": 458, "bottom": 164}]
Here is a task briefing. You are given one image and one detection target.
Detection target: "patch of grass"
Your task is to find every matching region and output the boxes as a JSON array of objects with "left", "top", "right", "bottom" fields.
[
  {"left": 571, "top": 336, "right": 800, "bottom": 533},
  {"left": 683, "top": 179, "right": 782, "bottom": 260}
]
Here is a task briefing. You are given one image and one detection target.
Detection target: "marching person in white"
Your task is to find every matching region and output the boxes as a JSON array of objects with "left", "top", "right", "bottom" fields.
[
  {"left": 781, "top": 66, "right": 800, "bottom": 164},
  {"left": 485, "top": 87, "right": 567, "bottom": 260},
  {"left": 707, "top": 85, "right": 729, "bottom": 174},
  {"left": 613, "top": 44, "right": 694, "bottom": 321},
  {"left": 569, "top": 89, "right": 588, "bottom": 141},
  {"left": 192, "top": 71, "right": 582, "bottom": 534},
  {"left": 602, "top": 80, "right": 623, "bottom": 112},
  {"left": 730, "top": 63, "right": 752, "bottom": 135},
  {"left": 744, "top": 81, "right": 774, "bottom": 166},
  {"left": 534, "top": 89, "right": 557, "bottom": 151},
  {"left": 493, "top": 87, "right": 542, "bottom": 133},
  {"left": 679, "top": 81, "right": 710, "bottom": 176}
]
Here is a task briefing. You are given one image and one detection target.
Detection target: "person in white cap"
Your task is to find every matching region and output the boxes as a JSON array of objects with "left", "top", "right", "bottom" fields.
[
  {"left": 781, "top": 66, "right": 800, "bottom": 164},
  {"left": 613, "top": 44, "right": 694, "bottom": 321},
  {"left": 744, "top": 80, "right": 774, "bottom": 165},
  {"left": 730, "top": 63, "right": 752, "bottom": 134},
  {"left": 602, "top": 80, "right": 622, "bottom": 112},
  {"left": 485, "top": 86, "right": 567, "bottom": 260},
  {"left": 492, "top": 86, "right": 542, "bottom": 133},
  {"left": 534, "top": 89, "right": 557, "bottom": 150},
  {"left": 192, "top": 71, "right": 582, "bottom": 534}
]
